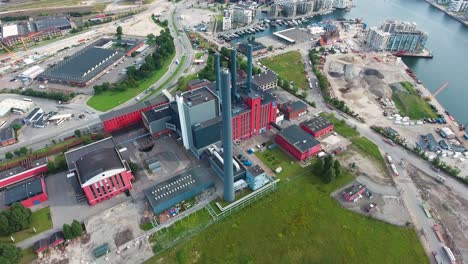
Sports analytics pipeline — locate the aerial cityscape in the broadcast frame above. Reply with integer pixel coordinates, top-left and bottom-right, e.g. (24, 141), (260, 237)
(0, 0), (466, 263)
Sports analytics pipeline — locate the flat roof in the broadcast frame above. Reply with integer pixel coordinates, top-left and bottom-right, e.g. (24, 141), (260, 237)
(343, 184), (366, 197)
(282, 100), (307, 113)
(142, 105), (172, 123)
(278, 125), (320, 153)
(4, 177), (44, 206)
(24, 107), (41, 120)
(301, 116), (333, 133)
(248, 164), (265, 177)
(100, 96), (168, 122)
(0, 157), (48, 181)
(39, 46), (123, 83)
(182, 86), (217, 107)
(35, 17), (70, 31)
(0, 98), (34, 110)
(144, 167), (214, 209)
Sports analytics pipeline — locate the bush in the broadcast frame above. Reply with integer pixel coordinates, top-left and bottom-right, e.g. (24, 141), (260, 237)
(71, 220), (84, 238)
(63, 224), (72, 240)
(5, 152), (13, 160)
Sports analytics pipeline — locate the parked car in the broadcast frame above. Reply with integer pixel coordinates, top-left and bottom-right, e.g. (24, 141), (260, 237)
(432, 166), (441, 172)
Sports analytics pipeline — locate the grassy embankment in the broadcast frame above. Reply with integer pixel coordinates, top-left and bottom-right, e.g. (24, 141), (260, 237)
(261, 51), (308, 90)
(321, 113), (386, 171)
(145, 147), (428, 264)
(392, 81), (437, 120)
(86, 52), (175, 111)
(0, 207), (52, 243)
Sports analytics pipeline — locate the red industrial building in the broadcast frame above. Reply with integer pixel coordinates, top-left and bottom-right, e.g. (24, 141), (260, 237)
(232, 91), (278, 141)
(275, 125), (321, 161)
(0, 157), (48, 189)
(279, 101), (308, 120)
(65, 137), (134, 206)
(187, 79), (211, 90)
(300, 116), (334, 138)
(100, 96), (168, 133)
(4, 177), (48, 208)
(125, 42), (145, 57)
(342, 184), (366, 202)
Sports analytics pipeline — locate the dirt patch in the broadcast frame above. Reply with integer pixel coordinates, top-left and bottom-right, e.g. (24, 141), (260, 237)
(115, 229), (134, 247)
(407, 165), (468, 263)
(338, 148), (393, 186)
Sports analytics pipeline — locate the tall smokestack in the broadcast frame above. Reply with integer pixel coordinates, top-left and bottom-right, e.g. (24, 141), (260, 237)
(221, 68), (234, 202)
(230, 49), (237, 99)
(215, 53), (221, 94)
(247, 44), (253, 92)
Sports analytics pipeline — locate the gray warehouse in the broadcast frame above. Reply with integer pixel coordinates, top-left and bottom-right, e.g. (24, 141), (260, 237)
(38, 40), (125, 87)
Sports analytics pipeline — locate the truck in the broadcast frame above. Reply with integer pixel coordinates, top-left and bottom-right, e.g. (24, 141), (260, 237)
(390, 164), (399, 176)
(421, 203), (432, 218)
(435, 174), (446, 184)
(432, 224), (445, 243)
(386, 154), (393, 164)
(442, 246), (457, 264)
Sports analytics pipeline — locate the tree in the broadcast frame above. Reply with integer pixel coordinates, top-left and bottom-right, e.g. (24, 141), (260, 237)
(71, 220), (83, 238)
(323, 166), (336, 183)
(63, 224), (72, 240)
(74, 129), (82, 138)
(0, 243), (22, 263)
(267, 45), (273, 51)
(116, 26), (123, 37)
(333, 160), (341, 178)
(5, 152), (13, 160)
(0, 204), (31, 235)
(47, 161), (56, 172)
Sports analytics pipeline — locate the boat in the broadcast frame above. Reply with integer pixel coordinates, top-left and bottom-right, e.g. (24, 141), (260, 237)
(293, 20), (299, 25)
(448, 115), (456, 122)
(270, 21), (277, 27)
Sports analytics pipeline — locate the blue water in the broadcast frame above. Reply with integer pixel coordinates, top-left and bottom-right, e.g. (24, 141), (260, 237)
(232, 0), (468, 125)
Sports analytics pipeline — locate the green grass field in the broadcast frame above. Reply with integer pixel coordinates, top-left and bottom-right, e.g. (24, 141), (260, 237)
(0, 207), (52, 243)
(146, 168), (428, 264)
(261, 51), (308, 90)
(392, 81), (437, 120)
(0, 0), (81, 11)
(321, 113), (359, 138)
(87, 52), (175, 111)
(255, 148), (303, 178)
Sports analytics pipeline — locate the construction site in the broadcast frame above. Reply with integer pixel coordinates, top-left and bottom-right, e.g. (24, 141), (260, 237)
(325, 52), (468, 179)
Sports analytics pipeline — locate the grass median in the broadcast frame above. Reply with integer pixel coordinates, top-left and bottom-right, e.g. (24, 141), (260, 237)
(87, 52), (175, 112)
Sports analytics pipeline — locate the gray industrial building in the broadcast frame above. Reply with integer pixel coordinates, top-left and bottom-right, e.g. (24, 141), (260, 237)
(142, 105), (174, 137)
(23, 107), (44, 125)
(176, 86), (222, 158)
(144, 167), (215, 214)
(38, 39), (126, 87)
(34, 17), (72, 31)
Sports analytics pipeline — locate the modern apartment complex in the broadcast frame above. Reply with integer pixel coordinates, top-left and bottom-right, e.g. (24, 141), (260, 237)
(366, 20), (428, 54)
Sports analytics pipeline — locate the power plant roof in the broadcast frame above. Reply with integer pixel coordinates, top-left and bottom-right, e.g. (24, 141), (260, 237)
(182, 86), (217, 107)
(278, 125), (320, 153)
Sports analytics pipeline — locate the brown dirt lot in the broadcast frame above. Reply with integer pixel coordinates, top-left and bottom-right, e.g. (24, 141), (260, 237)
(407, 165), (468, 263)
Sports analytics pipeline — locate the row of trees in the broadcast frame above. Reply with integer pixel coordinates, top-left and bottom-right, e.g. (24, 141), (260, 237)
(5, 88), (74, 102)
(315, 156), (342, 183)
(4, 147), (31, 160)
(46, 154), (68, 174)
(0, 203), (32, 236)
(93, 29), (175, 95)
(63, 220), (84, 240)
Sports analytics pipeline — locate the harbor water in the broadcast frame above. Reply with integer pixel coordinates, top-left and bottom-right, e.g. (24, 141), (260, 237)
(232, 0), (468, 125)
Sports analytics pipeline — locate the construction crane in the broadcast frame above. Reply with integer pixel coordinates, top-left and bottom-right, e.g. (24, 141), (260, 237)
(0, 42), (21, 62)
(20, 38), (31, 56)
(430, 81), (449, 99)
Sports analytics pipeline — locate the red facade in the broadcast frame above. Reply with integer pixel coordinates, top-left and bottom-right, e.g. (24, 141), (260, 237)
(300, 123), (334, 138)
(232, 97), (277, 141)
(0, 164), (48, 188)
(0, 138), (16, 147)
(126, 42), (145, 57)
(20, 177), (48, 208)
(275, 134), (321, 161)
(82, 169), (134, 206)
(102, 101), (168, 133)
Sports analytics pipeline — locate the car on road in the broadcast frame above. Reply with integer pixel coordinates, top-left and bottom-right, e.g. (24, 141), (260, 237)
(365, 189), (373, 199)
(382, 138), (395, 146)
(432, 165), (441, 172)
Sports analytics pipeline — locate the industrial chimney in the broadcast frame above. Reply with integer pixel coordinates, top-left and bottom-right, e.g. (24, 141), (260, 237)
(221, 68), (234, 202)
(247, 44), (253, 93)
(230, 48), (237, 99)
(215, 53), (221, 99)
